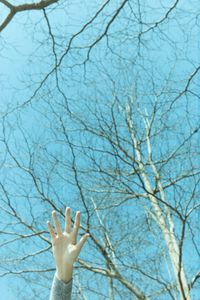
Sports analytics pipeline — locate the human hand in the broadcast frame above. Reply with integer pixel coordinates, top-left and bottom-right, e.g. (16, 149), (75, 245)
(47, 207), (89, 283)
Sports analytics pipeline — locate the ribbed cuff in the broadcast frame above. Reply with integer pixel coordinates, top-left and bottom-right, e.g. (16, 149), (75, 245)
(50, 274), (73, 300)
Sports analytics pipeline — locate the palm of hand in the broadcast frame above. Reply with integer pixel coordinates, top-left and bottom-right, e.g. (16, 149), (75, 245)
(52, 232), (79, 265)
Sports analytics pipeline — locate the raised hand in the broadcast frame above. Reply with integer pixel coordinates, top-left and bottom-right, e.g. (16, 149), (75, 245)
(47, 207), (89, 283)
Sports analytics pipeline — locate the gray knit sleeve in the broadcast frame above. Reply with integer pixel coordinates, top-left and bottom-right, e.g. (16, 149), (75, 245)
(50, 274), (72, 300)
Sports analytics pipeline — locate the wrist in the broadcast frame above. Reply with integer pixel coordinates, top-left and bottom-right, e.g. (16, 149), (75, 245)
(56, 264), (74, 283)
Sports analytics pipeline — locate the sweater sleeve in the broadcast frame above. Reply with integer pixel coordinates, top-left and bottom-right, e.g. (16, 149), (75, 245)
(50, 274), (73, 300)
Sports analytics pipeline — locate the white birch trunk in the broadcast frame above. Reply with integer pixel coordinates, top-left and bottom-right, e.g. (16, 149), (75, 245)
(126, 105), (190, 300)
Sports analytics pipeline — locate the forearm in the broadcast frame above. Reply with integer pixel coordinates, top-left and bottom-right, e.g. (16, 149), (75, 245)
(50, 273), (73, 300)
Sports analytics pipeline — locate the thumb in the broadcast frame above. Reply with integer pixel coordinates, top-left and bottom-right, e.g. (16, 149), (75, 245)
(76, 233), (90, 253)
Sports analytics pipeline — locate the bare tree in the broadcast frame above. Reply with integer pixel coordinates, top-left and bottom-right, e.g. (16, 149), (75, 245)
(0, 1), (199, 299)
